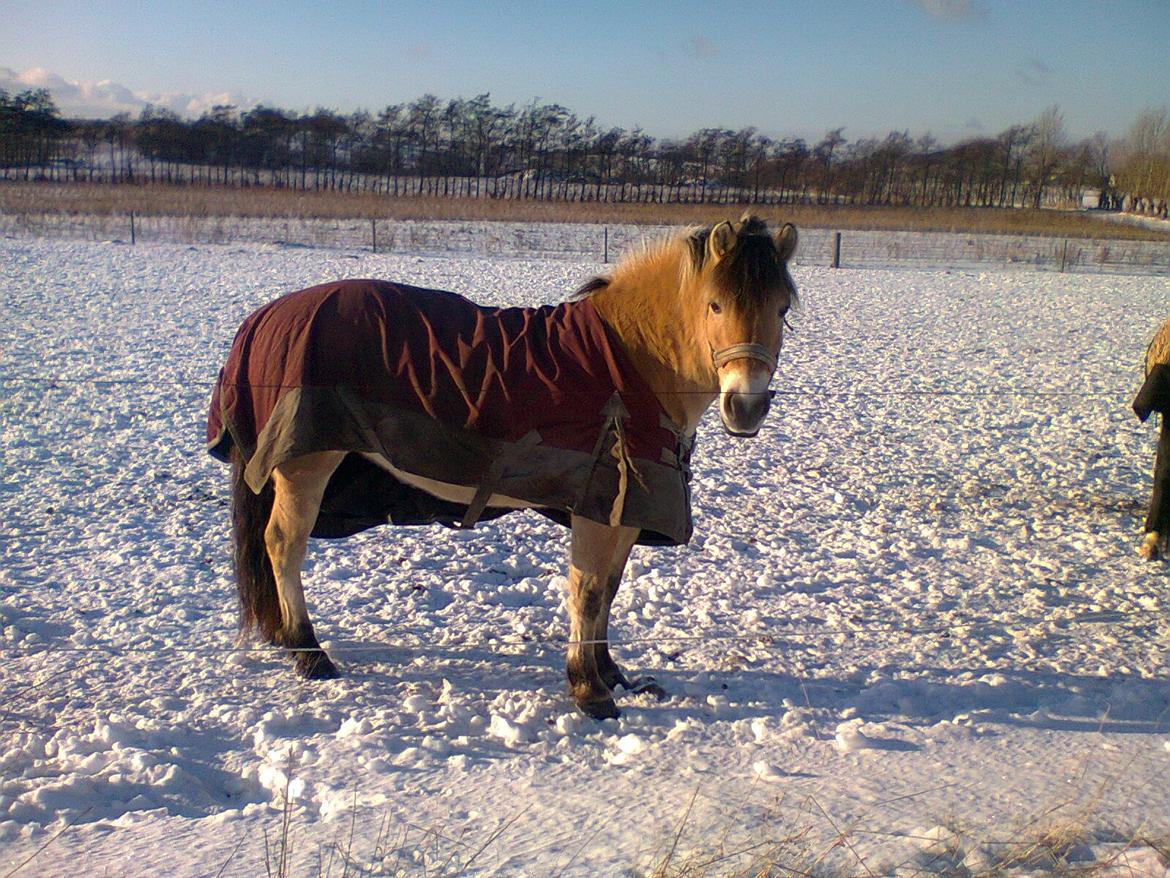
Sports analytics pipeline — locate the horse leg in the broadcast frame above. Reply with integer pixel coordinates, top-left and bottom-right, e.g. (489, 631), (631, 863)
(1141, 418), (1170, 560)
(266, 451), (346, 678)
(594, 545), (633, 692)
(592, 537), (667, 700)
(566, 516), (639, 719)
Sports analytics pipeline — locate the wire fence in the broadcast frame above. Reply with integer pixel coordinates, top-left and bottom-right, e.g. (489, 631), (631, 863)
(0, 371), (1133, 401)
(3, 212), (1169, 276)
(1, 606), (1165, 661)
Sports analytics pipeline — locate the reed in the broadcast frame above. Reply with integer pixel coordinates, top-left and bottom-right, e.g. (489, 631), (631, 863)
(3, 182), (1167, 241)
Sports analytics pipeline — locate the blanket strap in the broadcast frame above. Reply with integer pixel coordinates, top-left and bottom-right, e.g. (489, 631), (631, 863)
(658, 412), (695, 478)
(459, 430), (542, 529)
(594, 393), (646, 527)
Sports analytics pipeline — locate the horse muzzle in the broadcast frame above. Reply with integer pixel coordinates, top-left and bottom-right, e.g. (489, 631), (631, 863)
(719, 388), (773, 437)
(712, 343), (777, 437)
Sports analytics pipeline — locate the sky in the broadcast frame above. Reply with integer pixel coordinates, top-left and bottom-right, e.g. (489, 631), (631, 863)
(1, 0), (1167, 145)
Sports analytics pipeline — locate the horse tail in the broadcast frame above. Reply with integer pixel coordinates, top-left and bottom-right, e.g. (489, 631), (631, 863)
(230, 444), (280, 643)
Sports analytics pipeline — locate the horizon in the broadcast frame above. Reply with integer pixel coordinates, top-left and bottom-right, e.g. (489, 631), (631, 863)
(2, 0), (1168, 147)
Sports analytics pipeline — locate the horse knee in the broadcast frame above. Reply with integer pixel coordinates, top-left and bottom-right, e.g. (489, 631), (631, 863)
(264, 517), (308, 571)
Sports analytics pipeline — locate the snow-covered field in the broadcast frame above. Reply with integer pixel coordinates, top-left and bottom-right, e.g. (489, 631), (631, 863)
(1, 231), (1169, 877)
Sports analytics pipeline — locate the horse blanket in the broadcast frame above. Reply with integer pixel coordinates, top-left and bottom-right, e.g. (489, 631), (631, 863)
(206, 280), (693, 545)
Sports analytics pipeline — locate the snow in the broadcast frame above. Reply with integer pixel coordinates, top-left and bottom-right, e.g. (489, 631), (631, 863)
(1, 231), (1169, 876)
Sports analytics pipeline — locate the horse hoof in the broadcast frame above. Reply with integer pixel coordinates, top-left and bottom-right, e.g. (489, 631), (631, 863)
(578, 698), (620, 720)
(1139, 534), (1162, 561)
(625, 677), (667, 701)
(296, 651), (340, 680)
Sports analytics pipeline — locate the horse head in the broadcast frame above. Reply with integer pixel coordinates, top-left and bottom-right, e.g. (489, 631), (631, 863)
(694, 214), (798, 437)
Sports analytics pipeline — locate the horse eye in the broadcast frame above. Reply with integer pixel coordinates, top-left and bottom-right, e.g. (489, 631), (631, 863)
(709, 302), (722, 314)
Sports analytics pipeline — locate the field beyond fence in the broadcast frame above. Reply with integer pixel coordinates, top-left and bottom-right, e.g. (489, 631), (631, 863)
(3, 210), (1169, 276)
(2, 182), (1169, 274)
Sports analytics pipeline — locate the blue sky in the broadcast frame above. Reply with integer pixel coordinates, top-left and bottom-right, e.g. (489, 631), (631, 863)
(1, 0), (1167, 144)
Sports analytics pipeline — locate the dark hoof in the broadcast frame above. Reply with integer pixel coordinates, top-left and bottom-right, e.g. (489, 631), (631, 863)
(600, 669), (629, 691)
(295, 650), (340, 680)
(623, 677), (667, 700)
(577, 698), (620, 720)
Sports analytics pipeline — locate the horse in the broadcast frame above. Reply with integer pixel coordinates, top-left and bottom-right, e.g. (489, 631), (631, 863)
(206, 214), (798, 719)
(1133, 315), (1170, 559)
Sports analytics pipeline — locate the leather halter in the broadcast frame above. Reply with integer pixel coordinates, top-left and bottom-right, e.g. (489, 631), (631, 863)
(711, 342), (778, 372)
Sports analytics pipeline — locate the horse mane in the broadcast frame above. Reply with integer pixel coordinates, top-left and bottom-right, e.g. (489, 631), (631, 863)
(574, 275), (610, 298)
(571, 234), (689, 299)
(573, 216), (796, 306)
(1147, 316), (1170, 376)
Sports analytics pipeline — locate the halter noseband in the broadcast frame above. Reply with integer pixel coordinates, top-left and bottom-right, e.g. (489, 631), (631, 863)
(711, 343), (778, 372)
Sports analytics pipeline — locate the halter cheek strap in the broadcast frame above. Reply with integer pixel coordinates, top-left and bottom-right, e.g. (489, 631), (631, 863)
(711, 343), (778, 372)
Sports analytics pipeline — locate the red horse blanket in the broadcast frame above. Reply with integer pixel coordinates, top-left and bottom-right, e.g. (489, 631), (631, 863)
(207, 280), (693, 545)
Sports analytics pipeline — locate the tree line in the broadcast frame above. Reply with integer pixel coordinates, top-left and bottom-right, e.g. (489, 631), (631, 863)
(1, 87), (1167, 215)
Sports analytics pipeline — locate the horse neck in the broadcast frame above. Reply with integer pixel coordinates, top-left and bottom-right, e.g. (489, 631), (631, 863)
(589, 256), (718, 434)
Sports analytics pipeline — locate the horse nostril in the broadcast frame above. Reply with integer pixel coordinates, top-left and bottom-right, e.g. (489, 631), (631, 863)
(724, 391), (769, 427)
(727, 394), (747, 422)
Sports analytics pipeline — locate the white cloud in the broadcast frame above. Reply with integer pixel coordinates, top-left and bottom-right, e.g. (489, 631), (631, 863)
(0, 66), (257, 119)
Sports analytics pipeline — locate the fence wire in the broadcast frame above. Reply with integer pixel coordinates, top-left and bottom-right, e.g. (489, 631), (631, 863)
(3, 214), (1169, 276)
(0, 372), (1131, 400)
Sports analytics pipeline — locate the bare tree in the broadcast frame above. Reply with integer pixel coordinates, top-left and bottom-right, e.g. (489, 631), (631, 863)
(15, 87), (1158, 212)
(1117, 107), (1169, 213)
(1025, 105), (1067, 208)
(813, 128), (846, 204)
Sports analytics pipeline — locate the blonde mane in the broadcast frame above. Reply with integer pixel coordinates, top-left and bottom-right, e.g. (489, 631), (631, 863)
(574, 231), (697, 300)
(578, 231), (710, 390)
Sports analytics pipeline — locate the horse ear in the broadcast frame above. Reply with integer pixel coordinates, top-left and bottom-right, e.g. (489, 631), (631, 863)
(774, 223), (798, 261)
(707, 221), (737, 262)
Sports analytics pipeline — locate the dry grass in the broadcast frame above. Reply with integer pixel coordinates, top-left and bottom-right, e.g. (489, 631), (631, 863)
(2, 181), (1167, 242)
(636, 795), (1170, 878)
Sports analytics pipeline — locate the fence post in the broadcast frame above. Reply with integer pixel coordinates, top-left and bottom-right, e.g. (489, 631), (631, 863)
(832, 231), (841, 269)
(603, 226), (609, 263)
(130, 211), (136, 246)
(371, 218), (377, 254)
(1059, 239), (1068, 272)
